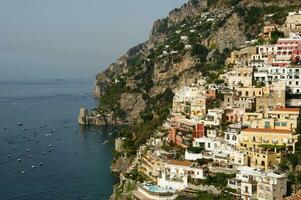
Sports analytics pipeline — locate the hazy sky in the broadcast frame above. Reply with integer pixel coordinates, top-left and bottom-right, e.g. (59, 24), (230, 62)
(0, 0), (186, 80)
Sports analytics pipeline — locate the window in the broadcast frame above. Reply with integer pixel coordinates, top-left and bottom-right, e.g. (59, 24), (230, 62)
(226, 134), (230, 140)
(264, 121), (270, 128)
(275, 122), (281, 126)
(261, 161), (265, 166)
(245, 186), (249, 193)
(281, 122), (287, 127)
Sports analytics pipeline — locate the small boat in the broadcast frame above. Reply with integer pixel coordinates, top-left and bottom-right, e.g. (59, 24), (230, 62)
(42, 152), (46, 155)
(39, 162), (43, 166)
(21, 171), (25, 174)
(102, 140), (109, 145)
(109, 132), (113, 136)
(7, 155), (11, 159)
(48, 145), (53, 148)
(23, 127), (27, 131)
(17, 158), (21, 162)
(17, 123), (23, 126)
(32, 165), (36, 169)
(26, 149), (30, 152)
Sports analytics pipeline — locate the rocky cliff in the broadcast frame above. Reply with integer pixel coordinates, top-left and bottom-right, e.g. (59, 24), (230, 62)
(94, 0), (300, 125)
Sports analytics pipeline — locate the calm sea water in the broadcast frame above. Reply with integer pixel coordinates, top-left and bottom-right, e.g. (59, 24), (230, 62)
(0, 79), (116, 200)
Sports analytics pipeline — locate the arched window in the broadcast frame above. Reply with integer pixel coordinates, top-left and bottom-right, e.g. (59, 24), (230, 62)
(232, 135), (237, 141)
(226, 134), (230, 140)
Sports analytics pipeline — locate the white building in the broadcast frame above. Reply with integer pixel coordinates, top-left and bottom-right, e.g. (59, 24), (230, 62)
(228, 166), (287, 200)
(157, 160), (206, 190)
(224, 123), (242, 148)
(286, 65), (301, 94)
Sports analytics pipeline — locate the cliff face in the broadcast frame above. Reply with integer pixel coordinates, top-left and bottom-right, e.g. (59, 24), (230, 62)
(94, 0), (301, 125)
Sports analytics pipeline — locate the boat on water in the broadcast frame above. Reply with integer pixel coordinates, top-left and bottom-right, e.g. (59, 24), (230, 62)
(102, 140), (109, 145)
(17, 123), (23, 126)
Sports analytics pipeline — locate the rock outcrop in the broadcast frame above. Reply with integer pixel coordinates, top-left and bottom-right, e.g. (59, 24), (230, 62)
(94, 0), (301, 125)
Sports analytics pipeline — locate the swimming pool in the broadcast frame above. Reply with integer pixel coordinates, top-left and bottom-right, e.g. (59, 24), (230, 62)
(143, 184), (175, 193)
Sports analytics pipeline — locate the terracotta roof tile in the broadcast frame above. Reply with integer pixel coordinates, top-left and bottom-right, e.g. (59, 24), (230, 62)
(167, 160), (193, 167)
(274, 107), (300, 112)
(284, 191), (301, 200)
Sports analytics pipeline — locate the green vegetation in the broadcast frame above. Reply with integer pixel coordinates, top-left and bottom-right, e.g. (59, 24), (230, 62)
(156, 18), (169, 34)
(191, 44), (209, 62)
(98, 79), (127, 120)
(125, 168), (146, 182)
(196, 158), (214, 165)
(207, 0), (218, 7)
(187, 146), (205, 154)
(197, 191), (232, 200)
(255, 81), (266, 88)
(235, 5), (299, 40)
(278, 160), (289, 171)
(201, 173), (236, 190)
(270, 30), (284, 44)
(118, 89), (174, 155)
(258, 144), (286, 150)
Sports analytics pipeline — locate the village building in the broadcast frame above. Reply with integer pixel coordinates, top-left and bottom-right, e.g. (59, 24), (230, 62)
(157, 160), (206, 190)
(255, 81), (286, 112)
(239, 128), (298, 153)
(228, 166), (287, 200)
(283, 9), (301, 37)
(226, 67), (253, 89)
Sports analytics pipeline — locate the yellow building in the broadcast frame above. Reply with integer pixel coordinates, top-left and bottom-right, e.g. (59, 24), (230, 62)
(239, 128), (298, 153)
(227, 67), (253, 89)
(237, 87), (263, 98)
(227, 46), (257, 65)
(256, 82), (286, 112)
(264, 107), (300, 131)
(246, 149), (285, 171)
(138, 151), (164, 181)
(284, 9), (301, 37)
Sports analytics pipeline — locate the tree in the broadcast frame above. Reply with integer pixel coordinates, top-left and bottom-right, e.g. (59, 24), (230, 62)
(288, 154), (299, 171)
(270, 30), (284, 44)
(192, 44), (209, 62)
(278, 161), (289, 171)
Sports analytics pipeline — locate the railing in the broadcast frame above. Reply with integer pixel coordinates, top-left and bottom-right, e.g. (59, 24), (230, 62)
(137, 183), (176, 197)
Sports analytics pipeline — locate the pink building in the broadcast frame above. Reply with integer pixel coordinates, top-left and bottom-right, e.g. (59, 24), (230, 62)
(276, 35), (301, 63)
(225, 108), (246, 123)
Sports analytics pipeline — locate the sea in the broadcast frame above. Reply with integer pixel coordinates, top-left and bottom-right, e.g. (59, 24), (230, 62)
(0, 79), (116, 200)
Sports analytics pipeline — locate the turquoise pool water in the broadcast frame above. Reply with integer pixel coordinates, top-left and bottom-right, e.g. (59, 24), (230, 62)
(144, 185), (174, 193)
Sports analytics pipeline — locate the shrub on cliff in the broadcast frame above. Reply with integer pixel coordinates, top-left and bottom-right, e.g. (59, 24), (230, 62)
(191, 44), (209, 62)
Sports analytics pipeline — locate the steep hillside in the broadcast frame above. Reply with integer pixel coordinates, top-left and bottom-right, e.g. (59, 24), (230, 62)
(94, 0), (300, 128)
